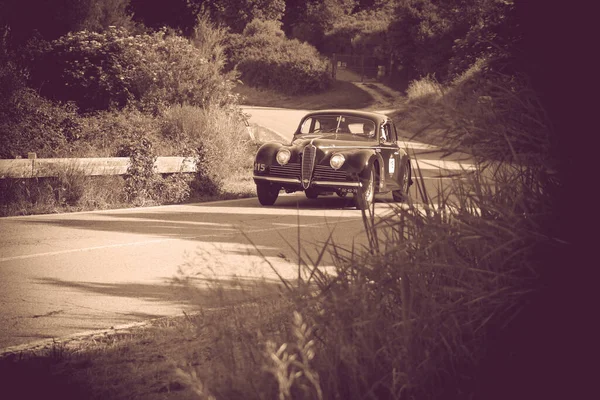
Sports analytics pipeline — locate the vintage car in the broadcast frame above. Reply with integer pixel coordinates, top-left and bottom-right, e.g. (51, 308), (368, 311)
(253, 110), (412, 209)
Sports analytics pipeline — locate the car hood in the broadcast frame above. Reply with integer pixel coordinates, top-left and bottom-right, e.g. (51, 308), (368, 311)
(291, 134), (374, 149)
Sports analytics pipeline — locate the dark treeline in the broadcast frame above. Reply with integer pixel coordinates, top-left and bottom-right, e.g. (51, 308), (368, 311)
(1, 1), (535, 85)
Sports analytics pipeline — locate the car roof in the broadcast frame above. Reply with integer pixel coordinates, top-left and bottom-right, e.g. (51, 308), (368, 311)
(301, 109), (389, 124)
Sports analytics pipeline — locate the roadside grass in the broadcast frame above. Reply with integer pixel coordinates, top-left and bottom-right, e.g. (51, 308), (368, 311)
(0, 170), (128, 217)
(234, 80), (375, 110)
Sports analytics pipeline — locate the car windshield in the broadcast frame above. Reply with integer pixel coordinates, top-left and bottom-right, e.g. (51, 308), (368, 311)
(298, 115), (376, 138)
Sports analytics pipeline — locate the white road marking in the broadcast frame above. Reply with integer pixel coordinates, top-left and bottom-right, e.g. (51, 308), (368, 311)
(0, 238), (178, 263)
(0, 217), (358, 263)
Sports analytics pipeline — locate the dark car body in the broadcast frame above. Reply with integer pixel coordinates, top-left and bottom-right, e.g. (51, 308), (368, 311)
(253, 110), (411, 209)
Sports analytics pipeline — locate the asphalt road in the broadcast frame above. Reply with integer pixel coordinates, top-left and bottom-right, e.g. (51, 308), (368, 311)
(0, 196), (379, 350)
(0, 106), (476, 353)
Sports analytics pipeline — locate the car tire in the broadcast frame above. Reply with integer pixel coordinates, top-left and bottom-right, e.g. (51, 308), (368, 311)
(305, 188), (319, 199)
(355, 167), (375, 210)
(256, 182), (279, 206)
(392, 160), (411, 202)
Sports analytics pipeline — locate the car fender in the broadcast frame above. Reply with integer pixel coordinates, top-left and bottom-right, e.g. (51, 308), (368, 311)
(255, 142), (283, 164)
(346, 149), (385, 187)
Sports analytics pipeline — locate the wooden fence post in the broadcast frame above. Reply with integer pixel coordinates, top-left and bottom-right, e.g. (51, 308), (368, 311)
(28, 152), (36, 177)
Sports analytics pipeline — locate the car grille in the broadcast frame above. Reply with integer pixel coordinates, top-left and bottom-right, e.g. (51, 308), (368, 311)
(301, 145), (316, 189)
(269, 163), (301, 179)
(313, 165), (348, 182)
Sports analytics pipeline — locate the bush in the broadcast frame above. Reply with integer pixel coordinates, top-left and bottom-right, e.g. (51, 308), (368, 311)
(80, 108), (162, 157)
(227, 19), (331, 95)
(0, 87), (84, 158)
(0, 173), (126, 216)
(28, 27), (236, 113)
(152, 173), (193, 204)
(159, 105), (252, 183)
(117, 135), (157, 205)
(403, 58), (553, 165)
(405, 74), (445, 102)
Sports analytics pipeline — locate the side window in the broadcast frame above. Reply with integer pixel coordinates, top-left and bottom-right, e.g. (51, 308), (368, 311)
(380, 126), (387, 142)
(390, 122), (398, 142)
(381, 123), (393, 143)
(300, 118), (314, 134)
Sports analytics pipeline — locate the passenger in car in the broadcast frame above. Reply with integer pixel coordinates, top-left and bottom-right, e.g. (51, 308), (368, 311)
(363, 122), (375, 137)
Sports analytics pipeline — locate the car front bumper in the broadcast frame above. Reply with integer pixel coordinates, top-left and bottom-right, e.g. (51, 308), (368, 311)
(253, 175), (361, 189)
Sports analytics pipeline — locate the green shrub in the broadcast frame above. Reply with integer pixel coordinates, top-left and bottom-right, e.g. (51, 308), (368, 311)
(0, 62), (84, 158)
(405, 74), (445, 102)
(227, 19), (331, 95)
(159, 105), (252, 183)
(53, 165), (87, 206)
(152, 173), (193, 204)
(0, 175), (127, 216)
(403, 58), (552, 165)
(117, 135), (157, 205)
(29, 27), (236, 113)
(80, 108), (162, 157)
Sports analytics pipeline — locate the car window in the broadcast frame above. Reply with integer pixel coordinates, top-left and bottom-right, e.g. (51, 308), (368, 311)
(316, 117), (340, 133)
(391, 122), (399, 142)
(381, 123), (394, 144)
(297, 115), (377, 137)
(300, 118), (314, 134)
(380, 125), (388, 142)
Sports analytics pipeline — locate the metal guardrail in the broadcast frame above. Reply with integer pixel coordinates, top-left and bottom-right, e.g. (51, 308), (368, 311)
(0, 157), (197, 179)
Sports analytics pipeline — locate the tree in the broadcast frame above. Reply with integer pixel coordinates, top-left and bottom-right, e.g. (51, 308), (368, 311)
(128, 0), (285, 35)
(287, 0), (357, 50)
(128, 0), (198, 35)
(0, 0), (134, 49)
(207, 0), (286, 33)
(81, 0), (136, 32)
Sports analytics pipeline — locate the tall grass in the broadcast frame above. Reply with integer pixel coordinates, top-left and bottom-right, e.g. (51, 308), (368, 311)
(0, 164), (127, 216)
(171, 58), (563, 399)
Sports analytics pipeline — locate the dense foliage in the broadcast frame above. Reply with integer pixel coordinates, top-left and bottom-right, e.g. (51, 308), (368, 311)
(227, 19), (331, 95)
(128, 0), (286, 35)
(26, 27), (235, 114)
(0, 61), (83, 158)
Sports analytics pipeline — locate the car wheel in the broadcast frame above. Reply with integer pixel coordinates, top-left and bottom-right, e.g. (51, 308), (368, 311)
(392, 160), (411, 202)
(256, 182), (279, 206)
(355, 167), (375, 210)
(305, 188), (319, 199)
(336, 191), (348, 198)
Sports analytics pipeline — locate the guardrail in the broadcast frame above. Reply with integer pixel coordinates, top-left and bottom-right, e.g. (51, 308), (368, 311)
(0, 157), (197, 179)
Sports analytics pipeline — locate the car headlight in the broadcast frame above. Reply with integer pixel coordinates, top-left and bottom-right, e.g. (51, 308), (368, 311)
(330, 153), (345, 170)
(276, 149), (291, 165)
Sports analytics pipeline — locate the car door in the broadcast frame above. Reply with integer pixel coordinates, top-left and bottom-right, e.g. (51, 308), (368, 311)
(378, 121), (402, 191)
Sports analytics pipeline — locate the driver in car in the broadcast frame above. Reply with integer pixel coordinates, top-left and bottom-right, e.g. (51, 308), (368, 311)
(318, 119), (338, 133)
(363, 122), (375, 137)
